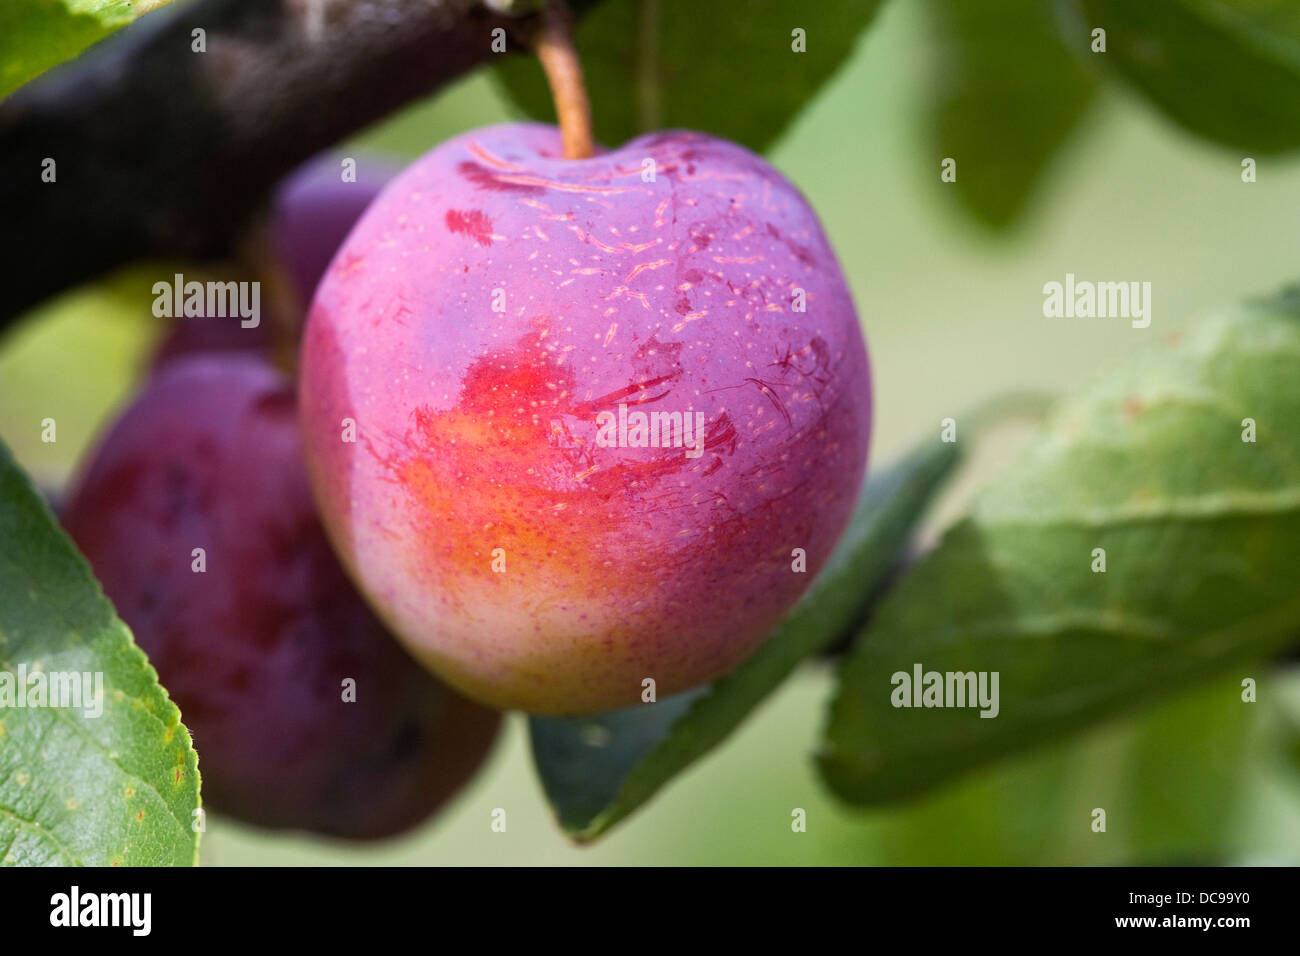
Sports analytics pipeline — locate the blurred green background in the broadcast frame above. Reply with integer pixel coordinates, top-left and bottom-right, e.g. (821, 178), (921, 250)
(3, 0), (1299, 864)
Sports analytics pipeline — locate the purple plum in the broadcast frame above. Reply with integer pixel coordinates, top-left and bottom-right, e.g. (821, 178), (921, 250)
(63, 355), (501, 839)
(299, 123), (871, 715)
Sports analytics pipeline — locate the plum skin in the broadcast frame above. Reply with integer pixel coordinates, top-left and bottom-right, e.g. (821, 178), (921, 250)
(300, 122), (872, 715)
(62, 356), (501, 840)
(151, 153), (397, 368)
(270, 153), (400, 310)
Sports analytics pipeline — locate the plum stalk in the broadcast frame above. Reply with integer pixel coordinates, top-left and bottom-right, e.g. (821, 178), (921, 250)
(532, 1), (594, 160)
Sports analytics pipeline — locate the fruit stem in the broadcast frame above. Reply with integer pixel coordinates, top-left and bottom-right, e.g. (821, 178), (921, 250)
(533, 1), (594, 160)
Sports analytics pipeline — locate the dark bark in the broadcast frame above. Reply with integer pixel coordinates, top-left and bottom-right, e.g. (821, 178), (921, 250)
(0, 0), (564, 326)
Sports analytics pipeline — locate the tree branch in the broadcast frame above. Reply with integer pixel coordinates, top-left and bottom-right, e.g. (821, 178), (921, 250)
(0, 0), (577, 327)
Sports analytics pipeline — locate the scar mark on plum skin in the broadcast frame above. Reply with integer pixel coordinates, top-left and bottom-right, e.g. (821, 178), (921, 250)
(621, 239), (662, 254)
(771, 339), (834, 391)
(466, 140), (528, 171)
(765, 222), (815, 266)
(458, 161), (546, 195)
(745, 378), (793, 428)
(481, 171), (649, 196)
(603, 286), (652, 309)
(572, 375), (679, 414)
(445, 209), (494, 246)
(624, 259), (672, 282)
(569, 226), (623, 254)
(671, 311), (707, 333)
(704, 413), (739, 455)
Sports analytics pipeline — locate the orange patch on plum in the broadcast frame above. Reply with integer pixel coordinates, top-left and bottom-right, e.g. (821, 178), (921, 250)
(381, 324), (711, 614)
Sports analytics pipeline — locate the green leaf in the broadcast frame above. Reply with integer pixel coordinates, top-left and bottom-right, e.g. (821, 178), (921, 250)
(494, 0), (886, 154)
(870, 674), (1258, 864)
(0, 438), (200, 866)
(928, 0), (1097, 229)
(0, 1), (173, 100)
(820, 290), (1300, 805)
(1065, 0), (1300, 153)
(1270, 666), (1300, 775)
(531, 438), (962, 841)
(1094, 674), (1255, 863)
